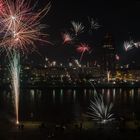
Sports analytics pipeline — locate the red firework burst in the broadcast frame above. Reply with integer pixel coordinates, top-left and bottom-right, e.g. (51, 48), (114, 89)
(76, 43), (90, 62)
(77, 43), (90, 53)
(62, 32), (73, 44)
(0, 0), (4, 13)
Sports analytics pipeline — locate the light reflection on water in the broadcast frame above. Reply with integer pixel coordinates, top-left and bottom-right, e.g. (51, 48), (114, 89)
(73, 89), (76, 103)
(113, 88), (116, 102)
(60, 89), (63, 104)
(0, 88), (140, 122)
(52, 89), (56, 104)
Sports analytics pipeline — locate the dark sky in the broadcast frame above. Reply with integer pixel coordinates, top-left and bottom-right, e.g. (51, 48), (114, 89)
(37, 0), (140, 65)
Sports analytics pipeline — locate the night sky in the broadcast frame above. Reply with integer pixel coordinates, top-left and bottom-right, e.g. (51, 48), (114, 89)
(34, 0), (140, 66)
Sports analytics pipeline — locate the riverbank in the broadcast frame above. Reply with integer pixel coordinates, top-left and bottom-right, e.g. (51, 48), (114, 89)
(0, 120), (140, 140)
(0, 81), (140, 90)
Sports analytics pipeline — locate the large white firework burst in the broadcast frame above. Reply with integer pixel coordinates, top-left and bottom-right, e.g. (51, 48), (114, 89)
(87, 95), (114, 124)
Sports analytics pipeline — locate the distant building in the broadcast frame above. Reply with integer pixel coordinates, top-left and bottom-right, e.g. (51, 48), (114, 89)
(102, 33), (116, 71)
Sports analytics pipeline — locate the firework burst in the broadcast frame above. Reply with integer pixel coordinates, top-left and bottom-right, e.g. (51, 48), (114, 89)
(88, 17), (100, 30)
(87, 95), (114, 124)
(9, 51), (20, 124)
(124, 40), (134, 51)
(0, 0), (51, 124)
(71, 21), (84, 36)
(124, 40), (140, 51)
(0, 0), (51, 54)
(87, 80), (115, 124)
(134, 42), (140, 48)
(76, 43), (90, 62)
(0, 0), (4, 13)
(62, 32), (73, 44)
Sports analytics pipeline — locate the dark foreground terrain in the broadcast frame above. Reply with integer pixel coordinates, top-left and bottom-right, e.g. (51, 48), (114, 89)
(0, 120), (140, 140)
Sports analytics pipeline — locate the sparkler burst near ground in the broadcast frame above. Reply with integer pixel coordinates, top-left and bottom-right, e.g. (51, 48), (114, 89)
(87, 94), (114, 124)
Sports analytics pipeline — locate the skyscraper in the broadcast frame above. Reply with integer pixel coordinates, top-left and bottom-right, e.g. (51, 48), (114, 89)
(102, 33), (116, 71)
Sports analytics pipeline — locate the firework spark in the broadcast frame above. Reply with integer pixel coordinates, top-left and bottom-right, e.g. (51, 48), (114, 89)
(88, 17), (100, 30)
(124, 40), (134, 51)
(76, 43), (90, 62)
(134, 42), (140, 48)
(124, 40), (140, 51)
(0, 0), (50, 124)
(0, 0), (51, 54)
(88, 95), (114, 124)
(71, 21), (84, 36)
(62, 32), (73, 44)
(87, 80), (114, 124)
(9, 51), (20, 125)
(0, 0), (4, 13)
